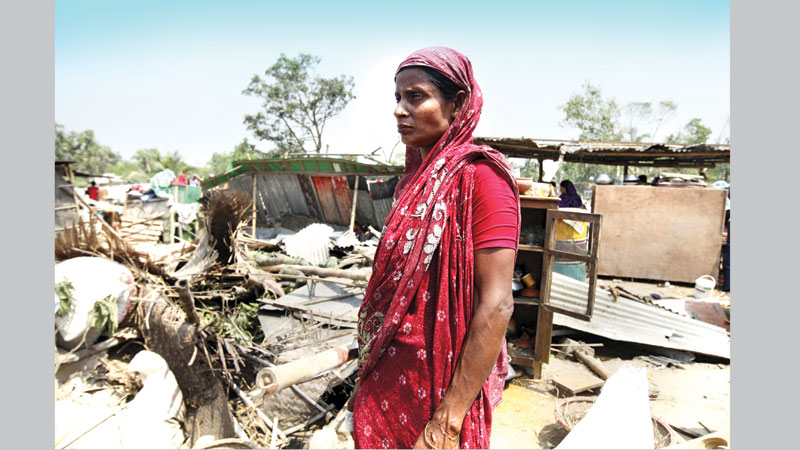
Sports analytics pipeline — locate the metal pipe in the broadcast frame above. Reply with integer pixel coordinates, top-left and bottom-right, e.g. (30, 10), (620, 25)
(240, 353), (327, 414)
(255, 345), (353, 393)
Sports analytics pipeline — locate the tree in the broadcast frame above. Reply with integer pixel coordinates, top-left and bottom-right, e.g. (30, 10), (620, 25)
(132, 148), (191, 176)
(243, 53), (356, 156)
(132, 148), (164, 174)
(55, 123), (121, 174)
(666, 118), (713, 144)
(559, 81), (623, 141)
(648, 100), (678, 141)
(107, 161), (149, 183)
(206, 138), (270, 176)
(620, 100), (678, 143)
(621, 102), (653, 142)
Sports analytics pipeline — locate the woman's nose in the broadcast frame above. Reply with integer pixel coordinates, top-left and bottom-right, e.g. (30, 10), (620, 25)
(394, 102), (408, 118)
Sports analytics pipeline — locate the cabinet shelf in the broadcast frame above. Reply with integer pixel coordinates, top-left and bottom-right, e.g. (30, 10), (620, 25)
(513, 296), (540, 306)
(520, 195), (560, 210)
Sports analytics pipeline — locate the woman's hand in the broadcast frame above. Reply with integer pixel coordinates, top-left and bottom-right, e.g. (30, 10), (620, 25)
(412, 420), (460, 449)
(346, 379), (361, 412)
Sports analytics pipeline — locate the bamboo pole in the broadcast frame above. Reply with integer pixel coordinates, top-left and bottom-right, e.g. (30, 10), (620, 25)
(262, 264), (371, 281)
(349, 176), (360, 230)
(252, 173), (258, 238)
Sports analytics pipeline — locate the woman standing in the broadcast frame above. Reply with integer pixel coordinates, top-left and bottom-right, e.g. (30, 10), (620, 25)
(558, 180), (584, 208)
(351, 47), (520, 449)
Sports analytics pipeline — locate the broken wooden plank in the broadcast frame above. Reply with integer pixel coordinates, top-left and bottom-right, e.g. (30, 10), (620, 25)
(552, 371), (605, 396)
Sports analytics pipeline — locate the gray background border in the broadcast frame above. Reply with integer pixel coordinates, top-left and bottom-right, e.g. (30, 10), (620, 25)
(1, 0), (797, 448)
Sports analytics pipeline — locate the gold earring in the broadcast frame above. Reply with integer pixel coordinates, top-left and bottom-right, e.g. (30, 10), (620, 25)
(452, 110), (459, 119)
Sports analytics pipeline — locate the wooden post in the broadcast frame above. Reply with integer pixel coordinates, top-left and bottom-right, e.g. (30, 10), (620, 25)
(169, 185), (178, 243)
(349, 176), (360, 230)
(66, 165), (79, 213)
(537, 159), (544, 182)
(624, 165), (629, 177)
(252, 173), (258, 238)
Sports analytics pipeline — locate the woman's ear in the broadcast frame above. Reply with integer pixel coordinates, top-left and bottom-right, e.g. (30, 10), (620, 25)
(455, 90), (467, 112)
(451, 90), (468, 120)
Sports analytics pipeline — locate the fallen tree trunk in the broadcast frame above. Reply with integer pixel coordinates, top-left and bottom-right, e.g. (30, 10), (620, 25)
(139, 302), (235, 446)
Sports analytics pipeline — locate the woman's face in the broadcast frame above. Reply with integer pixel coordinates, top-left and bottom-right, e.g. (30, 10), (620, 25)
(394, 68), (457, 155)
(560, 186), (567, 195)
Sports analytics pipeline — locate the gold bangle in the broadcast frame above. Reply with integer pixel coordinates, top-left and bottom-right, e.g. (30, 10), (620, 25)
(423, 420), (460, 449)
(423, 421), (437, 449)
(437, 421), (460, 444)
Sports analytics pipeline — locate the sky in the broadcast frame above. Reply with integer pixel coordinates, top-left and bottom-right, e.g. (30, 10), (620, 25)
(55, 0), (730, 167)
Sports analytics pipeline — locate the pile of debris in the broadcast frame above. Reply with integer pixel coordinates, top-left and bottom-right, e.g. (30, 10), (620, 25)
(54, 189), (377, 449)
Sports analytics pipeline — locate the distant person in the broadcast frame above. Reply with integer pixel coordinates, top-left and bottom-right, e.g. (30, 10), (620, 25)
(171, 173), (188, 186)
(86, 181), (99, 200)
(558, 180), (584, 208)
(188, 175), (201, 187)
(638, 174), (648, 185)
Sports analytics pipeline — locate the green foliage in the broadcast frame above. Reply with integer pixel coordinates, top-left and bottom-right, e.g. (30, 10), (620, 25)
(55, 280), (75, 318)
(559, 81), (623, 141)
(706, 163), (730, 182)
(206, 138), (272, 177)
(666, 118), (713, 144)
(199, 301), (264, 345)
(108, 161), (149, 183)
(518, 159), (540, 179)
(131, 148), (192, 177)
(243, 53), (356, 155)
(88, 295), (118, 336)
(55, 123), (121, 174)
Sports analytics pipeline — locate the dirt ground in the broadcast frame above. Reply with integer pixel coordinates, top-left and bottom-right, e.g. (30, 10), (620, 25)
(491, 277), (730, 449)
(491, 358), (729, 449)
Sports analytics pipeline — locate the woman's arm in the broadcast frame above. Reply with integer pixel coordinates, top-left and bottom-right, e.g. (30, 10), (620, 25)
(413, 246), (515, 448)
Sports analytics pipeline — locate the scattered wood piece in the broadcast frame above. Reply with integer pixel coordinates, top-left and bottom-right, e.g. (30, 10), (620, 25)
(698, 421), (714, 434)
(223, 377), (287, 441)
(552, 371), (605, 396)
(665, 431), (729, 449)
(668, 424), (704, 440)
(56, 328), (139, 365)
(269, 417), (279, 449)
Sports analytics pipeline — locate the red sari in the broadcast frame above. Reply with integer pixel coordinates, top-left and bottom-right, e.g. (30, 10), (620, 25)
(354, 47), (520, 449)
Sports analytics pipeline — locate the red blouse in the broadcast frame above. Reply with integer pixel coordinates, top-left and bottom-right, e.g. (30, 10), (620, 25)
(471, 160), (519, 250)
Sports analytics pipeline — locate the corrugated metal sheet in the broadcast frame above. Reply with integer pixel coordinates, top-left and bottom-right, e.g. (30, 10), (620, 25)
(284, 223), (333, 266)
(355, 190), (376, 228)
(549, 272), (730, 359)
(296, 174), (324, 222)
(278, 174), (310, 217)
(207, 158), (400, 229)
(55, 162), (79, 231)
(312, 176), (349, 225)
(474, 137), (730, 168)
(202, 157), (404, 190)
(371, 198), (393, 228)
(331, 176), (354, 223)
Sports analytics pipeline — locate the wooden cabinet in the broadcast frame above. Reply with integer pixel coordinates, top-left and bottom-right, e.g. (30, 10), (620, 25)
(508, 195), (560, 379)
(509, 196), (603, 379)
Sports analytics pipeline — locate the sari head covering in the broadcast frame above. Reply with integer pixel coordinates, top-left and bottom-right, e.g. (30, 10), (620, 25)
(353, 47), (520, 449)
(558, 180), (583, 208)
